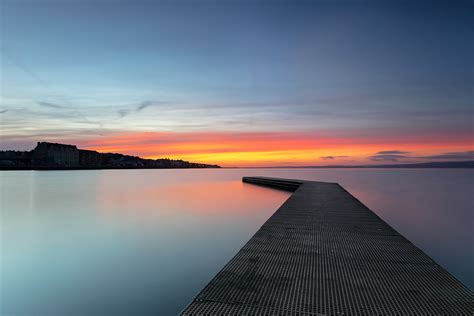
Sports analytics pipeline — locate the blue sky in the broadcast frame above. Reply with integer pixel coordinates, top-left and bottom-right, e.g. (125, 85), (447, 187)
(0, 0), (472, 165)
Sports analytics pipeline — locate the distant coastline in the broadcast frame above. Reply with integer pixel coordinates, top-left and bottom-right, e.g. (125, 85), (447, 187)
(1, 142), (472, 170)
(238, 161), (474, 169)
(0, 142), (220, 170)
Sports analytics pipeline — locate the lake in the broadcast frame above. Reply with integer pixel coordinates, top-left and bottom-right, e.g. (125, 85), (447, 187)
(1, 169), (472, 315)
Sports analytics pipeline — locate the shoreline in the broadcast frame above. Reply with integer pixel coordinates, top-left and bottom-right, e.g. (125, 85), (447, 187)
(0, 166), (220, 171)
(1, 165), (474, 171)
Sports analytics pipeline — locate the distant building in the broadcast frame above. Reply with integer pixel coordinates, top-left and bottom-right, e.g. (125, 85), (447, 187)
(79, 149), (102, 167)
(0, 150), (32, 166)
(0, 141), (220, 169)
(32, 142), (79, 167)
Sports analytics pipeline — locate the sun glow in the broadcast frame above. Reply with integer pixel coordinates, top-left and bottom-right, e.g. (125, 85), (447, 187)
(75, 130), (474, 167)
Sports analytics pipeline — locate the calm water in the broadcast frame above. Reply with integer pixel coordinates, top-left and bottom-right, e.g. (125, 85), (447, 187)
(1, 169), (473, 315)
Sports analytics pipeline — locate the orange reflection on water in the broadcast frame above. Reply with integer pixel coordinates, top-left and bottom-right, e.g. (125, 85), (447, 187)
(95, 177), (290, 218)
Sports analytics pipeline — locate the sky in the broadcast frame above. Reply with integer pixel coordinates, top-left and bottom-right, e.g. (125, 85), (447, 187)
(0, 0), (472, 167)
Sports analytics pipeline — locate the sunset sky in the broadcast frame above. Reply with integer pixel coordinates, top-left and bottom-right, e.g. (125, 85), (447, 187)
(0, 0), (472, 167)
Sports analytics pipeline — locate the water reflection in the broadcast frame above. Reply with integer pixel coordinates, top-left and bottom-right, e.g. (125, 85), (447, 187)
(0, 170), (290, 316)
(0, 169), (472, 315)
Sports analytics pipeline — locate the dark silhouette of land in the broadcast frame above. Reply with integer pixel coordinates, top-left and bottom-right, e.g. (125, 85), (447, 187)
(1, 142), (471, 170)
(0, 142), (220, 170)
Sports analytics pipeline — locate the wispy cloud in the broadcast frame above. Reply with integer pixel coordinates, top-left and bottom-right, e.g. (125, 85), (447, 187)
(136, 100), (153, 111)
(1, 46), (48, 86)
(0, 109), (8, 114)
(419, 151), (474, 160)
(369, 149), (414, 161)
(117, 100), (167, 118)
(369, 149), (412, 162)
(117, 109), (131, 118)
(320, 155), (349, 160)
(369, 150), (474, 162)
(37, 101), (65, 109)
(35, 101), (103, 127)
(376, 150), (410, 154)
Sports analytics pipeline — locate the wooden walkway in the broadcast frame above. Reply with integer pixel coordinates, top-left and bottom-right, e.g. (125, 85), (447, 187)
(182, 177), (472, 314)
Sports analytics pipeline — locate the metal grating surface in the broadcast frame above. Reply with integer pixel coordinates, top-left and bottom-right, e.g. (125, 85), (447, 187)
(182, 177), (473, 315)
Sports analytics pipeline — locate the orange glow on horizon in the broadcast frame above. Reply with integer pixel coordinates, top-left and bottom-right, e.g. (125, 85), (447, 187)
(74, 130), (473, 167)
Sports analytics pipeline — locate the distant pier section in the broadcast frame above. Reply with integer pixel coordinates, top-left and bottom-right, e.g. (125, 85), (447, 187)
(183, 176), (472, 314)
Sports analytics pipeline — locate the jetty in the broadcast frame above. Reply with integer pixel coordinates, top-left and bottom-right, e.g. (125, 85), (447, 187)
(183, 177), (472, 314)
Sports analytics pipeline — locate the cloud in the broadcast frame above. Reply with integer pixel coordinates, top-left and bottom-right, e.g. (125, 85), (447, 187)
(1, 46), (48, 86)
(376, 150), (410, 154)
(0, 109), (8, 114)
(136, 100), (153, 111)
(117, 100), (166, 118)
(34, 102), (102, 127)
(37, 101), (65, 109)
(117, 109), (131, 118)
(371, 150), (474, 162)
(419, 151), (474, 160)
(370, 154), (410, 162)
(370, 149), (412, 161)
(320, 155), (349, 160)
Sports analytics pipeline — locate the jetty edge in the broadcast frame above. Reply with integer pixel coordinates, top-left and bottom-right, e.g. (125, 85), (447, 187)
(182, 176), (472, 315)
